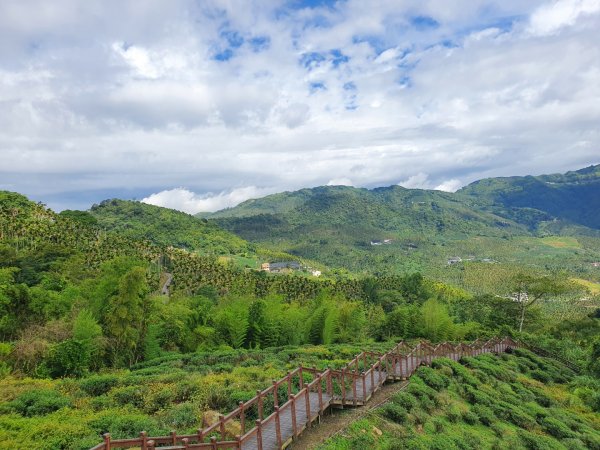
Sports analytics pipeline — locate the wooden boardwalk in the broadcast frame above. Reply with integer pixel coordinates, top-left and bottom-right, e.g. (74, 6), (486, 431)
(90, 337), (521, 450)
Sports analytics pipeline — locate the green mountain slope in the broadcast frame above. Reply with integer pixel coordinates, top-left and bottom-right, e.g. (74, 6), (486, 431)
(459, 164), (600, 231)
(88, 199), (256, 257)
(201, 167), (600, 285)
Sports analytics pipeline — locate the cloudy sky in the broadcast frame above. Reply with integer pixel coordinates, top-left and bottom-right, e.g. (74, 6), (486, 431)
(0, 0), (599, 213)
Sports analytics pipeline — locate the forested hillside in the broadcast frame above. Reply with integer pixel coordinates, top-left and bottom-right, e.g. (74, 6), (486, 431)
(459, 164), (600, 231)
(88, 199), (257, 257)
(202, 168), (600, 287)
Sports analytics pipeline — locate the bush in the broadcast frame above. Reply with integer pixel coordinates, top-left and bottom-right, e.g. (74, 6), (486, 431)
(157, 402), (199, 430)
(392, 391), (418, 411)
(416, 366), (450, 390)
(517, 429), (566, 450)
(79, 374), (120, 396)
(88, 410), (164, 439)
(10, 389), (71, 417)
(539, 416), (575, 439)
(379, 403), (407, 423)
(109, 385), (147, 409)
(472, 404), (496, 426)
(462, 410), (479, 425)
(562, 438), (589, 450)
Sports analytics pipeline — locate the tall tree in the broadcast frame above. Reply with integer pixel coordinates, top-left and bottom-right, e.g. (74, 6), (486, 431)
(511, 273), (574, 332)
(105, 266), (150, 366)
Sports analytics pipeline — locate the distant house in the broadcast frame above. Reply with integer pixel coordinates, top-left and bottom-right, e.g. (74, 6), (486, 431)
(262, 261), (302, 273)
(447, 257), (462, 265)
(311, 270), (322, 277)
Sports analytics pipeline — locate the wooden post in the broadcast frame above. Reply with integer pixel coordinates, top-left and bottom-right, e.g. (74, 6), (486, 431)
(147, 440), (155, 450)
(362, 373), (367, 402)
(239, 401), (245, 434)
(341, 369), (346, 404)
(210, 436), (217, 450)
(305, 386), (311, 426)
(197, 428), (205, 443)
(170, 430), (177, 445)
(326, 369), (333, 397)
(370, 367), (375, 394)
(352, 372), (357, 406)
(287, 372), (292, 398)
(256, 420), (263, 450)
(290, 394), (298, 437)
(236, 435), (242, 450)
(103, 433), (111, 450)
(140, 431), (148, 450)
(219, 415), (226, 439)
(363, 352), (367, 371)
(257, 390), (263, 420)
(317, 375), (324, 413)
(274, 406), (282, 448)
(273, 380), (279, 407)
(299, 366), (304, 389)
(182, 438), (189, 449)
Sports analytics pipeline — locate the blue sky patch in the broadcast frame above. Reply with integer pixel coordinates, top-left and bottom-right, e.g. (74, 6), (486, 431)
(343, 81), (356, 91)
(220, 29), (244, 48)
(410, 15), (440, 31)
(249, 36), (270, 52)
(300, 52), (327, 69)
(330, 49), (349, 67)
(213, 48), (234, 61)
(309, 81), (327, 93)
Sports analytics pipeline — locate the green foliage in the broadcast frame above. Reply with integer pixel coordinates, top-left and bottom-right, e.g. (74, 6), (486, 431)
(320, 351), (600, 450)
(10, 389), (71, 417)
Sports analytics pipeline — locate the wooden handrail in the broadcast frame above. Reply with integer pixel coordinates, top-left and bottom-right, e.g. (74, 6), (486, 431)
(90, 337), (527, 449)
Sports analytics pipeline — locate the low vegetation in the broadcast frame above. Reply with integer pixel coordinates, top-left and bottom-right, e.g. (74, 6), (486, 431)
(320, 349), (600, 450)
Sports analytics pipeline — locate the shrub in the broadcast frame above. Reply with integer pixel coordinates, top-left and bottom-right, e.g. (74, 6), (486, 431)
(539, 417), (576, 439)
(391, 391), (418, 411)
(561, 438), (589, 450)
(416, 366), (450, 390)
(157, 402), (199, 430)
(79, 374), (120, 396)
(472, 404), (496, 426)
(580, 432), (600, 450)
(380, 403), (408, 423)
(517, 429), (566, 450)
(109, 385), (147, 409)
(462, 410), (479, 425)
(493, 401), (536, 430)
(10, 389), (71, 417)
(88, 410), (164, 439)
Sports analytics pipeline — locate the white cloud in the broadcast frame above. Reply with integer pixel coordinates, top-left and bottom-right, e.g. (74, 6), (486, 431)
(141, 186), (279, 214)
(327, 177), (354, 186)
(0, 0), (598, 209)
(528, 0), (600, 36)
(398, 173), (431, 189)
(435, 179), (462, 192)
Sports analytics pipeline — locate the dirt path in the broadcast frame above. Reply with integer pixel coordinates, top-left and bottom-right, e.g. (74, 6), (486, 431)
(290, 380), (409, 449)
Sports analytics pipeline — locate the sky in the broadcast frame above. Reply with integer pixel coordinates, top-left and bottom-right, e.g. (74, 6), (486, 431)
(0, 0), (599, 213)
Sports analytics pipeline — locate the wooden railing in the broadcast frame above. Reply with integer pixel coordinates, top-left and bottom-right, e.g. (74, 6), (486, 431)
(90, 336), (522, 450)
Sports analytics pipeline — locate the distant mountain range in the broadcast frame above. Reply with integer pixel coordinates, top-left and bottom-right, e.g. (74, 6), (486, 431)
(197, 165), (600, 282)
(4, 165), (598, 287)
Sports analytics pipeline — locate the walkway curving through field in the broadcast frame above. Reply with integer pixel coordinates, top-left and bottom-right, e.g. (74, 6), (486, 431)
(90, 337), (521, 450)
